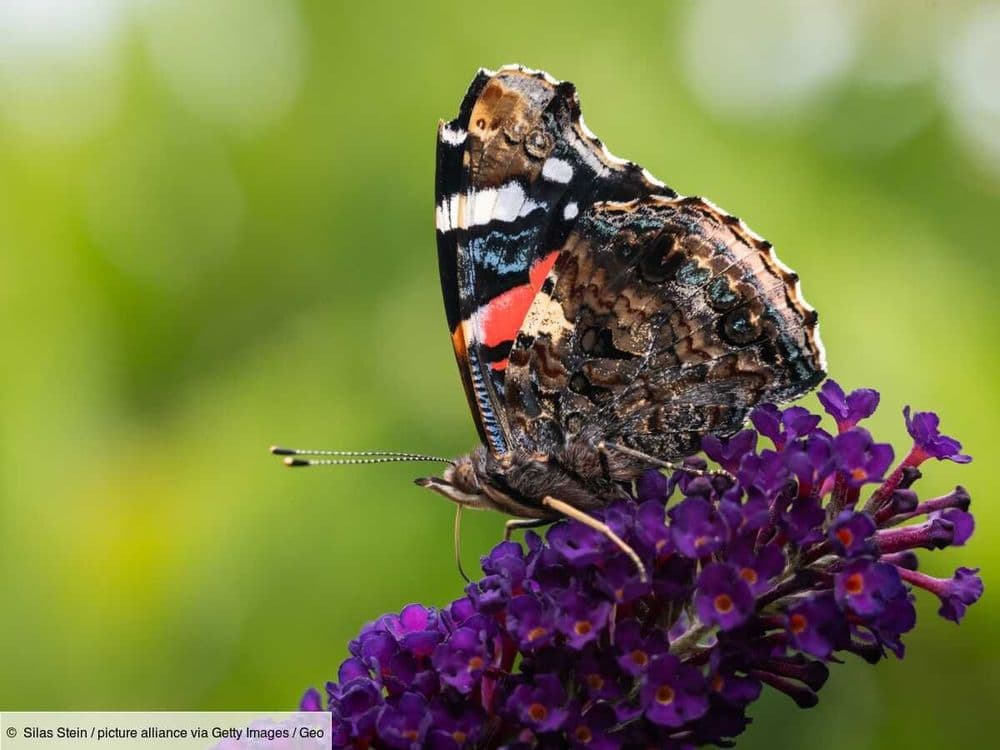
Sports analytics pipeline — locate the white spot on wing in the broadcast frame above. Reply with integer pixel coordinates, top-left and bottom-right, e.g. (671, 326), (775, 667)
(436, 182), (542, 232)
(439, 124), (466, 146)
(435, 193), (461, 232)
(563, 202), (579, 220)
(541, 157), (574, 183)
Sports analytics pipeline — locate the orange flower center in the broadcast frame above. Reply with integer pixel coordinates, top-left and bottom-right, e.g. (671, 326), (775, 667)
(656, 685), (676, 705)
(739, 568), (758, 585)
(586, 673), (605, 690)
(574, 725), (594, 743)
(789, 613), (808, 634)
(714, 593), (735, 614)
(467, 656), (484, 671)
(527, 626), (548, 642)
(851, 468), (868, 482)
(403, 730), (419, 741)
(836, 528), (854, 547)
(846, 572), (865, 595)
(631, 649), (649, 667)
(528, 703), (548, 722)
(452, 731), (467, 744)
(574, 620), (592, 636)
(712, 675), (725, 692)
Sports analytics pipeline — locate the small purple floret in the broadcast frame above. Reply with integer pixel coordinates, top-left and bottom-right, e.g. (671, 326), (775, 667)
(695, 563), (755, 631)
(828, 510), (877, 557)
(818, 379), (879, 431)
(904, 406), (972, 464)
(506, 675), (570, 733)
(641, 654), (710, 727)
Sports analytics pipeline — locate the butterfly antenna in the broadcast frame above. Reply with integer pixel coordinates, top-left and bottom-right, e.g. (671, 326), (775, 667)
(270, 446), (454, 467)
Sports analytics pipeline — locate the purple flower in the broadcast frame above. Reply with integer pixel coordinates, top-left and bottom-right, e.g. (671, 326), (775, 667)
(818, 380), (879, 431)
(782, 495), (827, 546)
(547, 520), (608, 567)
(784, 431), (836, 495)
(865, 594), (917, 658)
(695, 563), (755, 631)
(904, 407), (972, 464)
(574, 648), (627, 701)
(614, 619), (668, 677)
(702, 429), (757, 474)
(334, 678), (382, 738)
(669, 497), (728, 558)
(555, 589), (612, 649)
(710, 670), (762, 707)
(828, 510), (876, 557)
(427, 704), (486, 750)
(375, 692), (432, 749)
(299, 687), (322, 711)
(596, 555), (651, 604)
(834, 559), (905, 617)
(934, 508), (975, 546)
(636, 468), (669, 504)
(306, 383), (981, 749)
(507, 595), (556, 651)
(565, 703), (620, 750)
(728, 540), (784, 595)
(898, 567), (984, 623)
(506, 675), (570, 732)
(833, 429), (894, 488)
(431, 624), (491, 693)
(751, 403), (821, 449)
(785, 594), (849, 659)
(641, 654), (710, 727)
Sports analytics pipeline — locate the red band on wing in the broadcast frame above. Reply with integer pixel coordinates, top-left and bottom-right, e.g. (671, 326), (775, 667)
(478, 250), (560, 349)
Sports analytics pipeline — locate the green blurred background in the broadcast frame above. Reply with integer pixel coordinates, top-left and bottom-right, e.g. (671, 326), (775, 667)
(0, 0), (997, 746)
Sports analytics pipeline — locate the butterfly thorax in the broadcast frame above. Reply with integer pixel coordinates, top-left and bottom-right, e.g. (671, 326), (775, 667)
(417, 439), (643, 519)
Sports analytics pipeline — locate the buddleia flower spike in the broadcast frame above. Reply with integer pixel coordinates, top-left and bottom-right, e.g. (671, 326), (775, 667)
(300, 381), (982, 748)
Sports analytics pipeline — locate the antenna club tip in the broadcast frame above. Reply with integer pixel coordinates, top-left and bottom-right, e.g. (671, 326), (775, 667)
(285, 457), (309, 467)
(271, 446), (294, 455)
(414, 477), (431, 487)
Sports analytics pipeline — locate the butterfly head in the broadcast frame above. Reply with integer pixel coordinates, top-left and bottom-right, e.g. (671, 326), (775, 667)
(414, 447), (498, 511)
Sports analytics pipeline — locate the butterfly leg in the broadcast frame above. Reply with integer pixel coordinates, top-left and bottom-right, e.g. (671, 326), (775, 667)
(598, 441), (733, 480)
(541, 496), (648, 583)
(504, 518), (550, 542)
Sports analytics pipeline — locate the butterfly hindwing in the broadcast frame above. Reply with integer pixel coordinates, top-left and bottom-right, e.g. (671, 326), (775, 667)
(435, 65), (673, 453)
(502, 196), (826, 459)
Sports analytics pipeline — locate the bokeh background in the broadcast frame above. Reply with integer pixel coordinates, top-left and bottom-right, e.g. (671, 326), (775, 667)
(1, 0), (997, 746)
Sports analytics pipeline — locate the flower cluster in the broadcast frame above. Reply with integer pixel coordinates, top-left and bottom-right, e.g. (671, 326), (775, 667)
(301, 381), (982, 748)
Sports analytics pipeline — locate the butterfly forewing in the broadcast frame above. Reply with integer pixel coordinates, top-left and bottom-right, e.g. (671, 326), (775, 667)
(435, 65), (674, 454)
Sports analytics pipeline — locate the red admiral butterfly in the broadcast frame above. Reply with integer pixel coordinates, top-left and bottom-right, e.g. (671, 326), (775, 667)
(276, 65), (826, 579)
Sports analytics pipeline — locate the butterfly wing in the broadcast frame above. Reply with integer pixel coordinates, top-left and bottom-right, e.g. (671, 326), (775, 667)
(435, 65), (673, 454)
(503, 196), (826, 459)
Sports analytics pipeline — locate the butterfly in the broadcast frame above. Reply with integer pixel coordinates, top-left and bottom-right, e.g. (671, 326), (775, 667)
(275, 65), (825, 580)
(417, 65), (825, 575)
